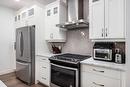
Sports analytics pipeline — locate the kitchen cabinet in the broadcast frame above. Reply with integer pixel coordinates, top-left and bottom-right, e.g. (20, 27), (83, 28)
(81, 64), (126, 87)
(35, 55), (50, 86)
(81, 72), (120, 87)
(45, 0), (67, 42)
(15, 5), (42, 28)
(89, 0), (125, 41)
(15, 5), (49, 54)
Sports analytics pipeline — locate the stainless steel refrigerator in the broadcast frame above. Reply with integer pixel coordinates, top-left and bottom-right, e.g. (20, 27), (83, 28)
(15, 25), (35, 85)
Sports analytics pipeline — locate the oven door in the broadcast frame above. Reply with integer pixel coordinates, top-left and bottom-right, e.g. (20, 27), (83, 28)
(50, 63), (79, 87)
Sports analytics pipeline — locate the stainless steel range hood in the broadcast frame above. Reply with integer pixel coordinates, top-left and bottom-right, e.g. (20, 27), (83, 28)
(56, 0), (89, 29)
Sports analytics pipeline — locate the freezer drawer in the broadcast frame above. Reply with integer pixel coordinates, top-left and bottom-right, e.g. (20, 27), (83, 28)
(16, 61), (31, 84)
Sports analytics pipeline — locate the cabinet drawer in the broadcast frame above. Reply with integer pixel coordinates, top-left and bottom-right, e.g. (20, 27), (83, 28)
(37, 55), (49, 63)
(39, 62), (50, 86)
(81, 65), (121, 79)
(85, 73), (121, 87)
(39, 75), (49, 86)
(39, 62), (50, 76)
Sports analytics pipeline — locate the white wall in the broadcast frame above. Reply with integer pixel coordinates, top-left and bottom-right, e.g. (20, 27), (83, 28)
(126, 0), (130, 86)
(0, 6), (15, 75)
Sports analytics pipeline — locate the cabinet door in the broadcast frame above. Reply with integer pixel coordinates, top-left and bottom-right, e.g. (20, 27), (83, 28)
(45, 1), (66, 42)
(105, 0), (125, 39)
(51, 6), (60, 40)
(89, 0), (105, 39)
(81, 72), (121, 87)
(45, 7), (54, 40)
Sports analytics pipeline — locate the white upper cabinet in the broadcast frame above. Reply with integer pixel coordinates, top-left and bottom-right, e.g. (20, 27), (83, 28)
(15, 5), (50, 54)
(45, 0), (67, 42)
(89, 0), (105, 39)
(15, 5), (42, 28)
(105, 0), (125, 39)
(89, 0), (125, 41)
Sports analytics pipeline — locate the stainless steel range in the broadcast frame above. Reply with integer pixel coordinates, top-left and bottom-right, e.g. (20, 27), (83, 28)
(49, 53), (91, 87)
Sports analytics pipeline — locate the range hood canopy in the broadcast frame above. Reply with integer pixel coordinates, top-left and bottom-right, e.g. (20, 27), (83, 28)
(56, 0), (89, 29)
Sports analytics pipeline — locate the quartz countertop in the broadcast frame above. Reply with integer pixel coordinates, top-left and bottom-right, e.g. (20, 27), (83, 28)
(36, 53), (55, 58)
(0, 80), (7, 87)
(36, 52), (60, 58)
(81, 57), (126, 71)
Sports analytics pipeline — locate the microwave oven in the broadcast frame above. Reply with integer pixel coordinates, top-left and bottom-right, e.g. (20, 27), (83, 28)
(94, 49), (113, 61)
(93, 42), (115, 62)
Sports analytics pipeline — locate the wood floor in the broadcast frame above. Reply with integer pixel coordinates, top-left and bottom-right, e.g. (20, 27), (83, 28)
(0, 72), (46, 87)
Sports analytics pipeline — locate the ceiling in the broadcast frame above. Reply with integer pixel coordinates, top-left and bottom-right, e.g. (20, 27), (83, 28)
(0, 0), (56, 10)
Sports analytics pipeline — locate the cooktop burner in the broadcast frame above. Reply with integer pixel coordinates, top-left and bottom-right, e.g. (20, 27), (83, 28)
(49, 53), (91, 63)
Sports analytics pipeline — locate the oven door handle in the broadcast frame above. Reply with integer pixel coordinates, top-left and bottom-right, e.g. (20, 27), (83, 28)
(51, 63), (78, 71)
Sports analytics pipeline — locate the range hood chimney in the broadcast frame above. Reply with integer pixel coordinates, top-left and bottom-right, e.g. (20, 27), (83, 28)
(56, 0), (89, 29)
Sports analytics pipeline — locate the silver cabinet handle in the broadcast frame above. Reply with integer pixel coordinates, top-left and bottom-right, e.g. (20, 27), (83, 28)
(42, 59), (46, 60)
(93, 0), (99, 2)
(42, 66), (47, 69)
(93, 82), (104, 87)
(105, 28), (108, 37)
(42, 77), (46, 80)
(102, 28), (104, 37)
(93, 69), (104, 73)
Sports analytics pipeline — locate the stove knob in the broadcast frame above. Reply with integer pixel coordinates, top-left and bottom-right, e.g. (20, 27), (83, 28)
(53, 57), (57, 59)
(72, 59), (75, 62)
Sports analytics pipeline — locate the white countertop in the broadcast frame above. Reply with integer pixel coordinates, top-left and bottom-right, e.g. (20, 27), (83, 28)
(36, 52), (60, 58)
(0, 80), (7, 87)
(36, 53), (54, 58)
(81, 57), (126, 71)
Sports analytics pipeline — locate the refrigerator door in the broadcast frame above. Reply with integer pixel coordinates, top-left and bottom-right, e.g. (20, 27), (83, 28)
(16, 61), (31, 84)
(16, 26), (32, 62)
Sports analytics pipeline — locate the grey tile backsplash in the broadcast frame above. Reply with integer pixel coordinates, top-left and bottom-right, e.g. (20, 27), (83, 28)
(62, 29), (94, 56)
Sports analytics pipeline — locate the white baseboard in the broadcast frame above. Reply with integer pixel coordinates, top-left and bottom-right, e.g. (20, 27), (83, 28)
(0, 69), (15, 75)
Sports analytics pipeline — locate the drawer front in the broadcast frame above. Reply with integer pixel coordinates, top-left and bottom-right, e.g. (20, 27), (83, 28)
(81, 72), (121, 87)
(39, 62), (50, 77)
(81, 65), (121, 79)
(39, 75), (50, 86)
(37, 55), (49, 63)
(39, 62), (50, 86)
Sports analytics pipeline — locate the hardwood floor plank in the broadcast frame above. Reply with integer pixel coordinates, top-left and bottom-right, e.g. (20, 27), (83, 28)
(0, 72), (46, 87)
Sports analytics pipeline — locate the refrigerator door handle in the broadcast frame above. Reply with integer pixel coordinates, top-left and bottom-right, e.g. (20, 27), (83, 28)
(19, 32), (21, 57)
(20, 32), (24, 57)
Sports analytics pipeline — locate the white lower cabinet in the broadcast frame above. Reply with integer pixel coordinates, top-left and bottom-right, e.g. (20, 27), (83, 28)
(81, 65), (125, 87)
(81, 72), (120, 87)
(35, 55), (50, 86)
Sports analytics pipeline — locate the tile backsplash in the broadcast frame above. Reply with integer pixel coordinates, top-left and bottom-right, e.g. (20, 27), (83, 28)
(62, 29), (94, 55)
(114, 42), (125, 54)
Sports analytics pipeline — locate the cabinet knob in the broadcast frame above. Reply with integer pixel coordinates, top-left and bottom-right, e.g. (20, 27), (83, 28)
(50, 33), (53, 39)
